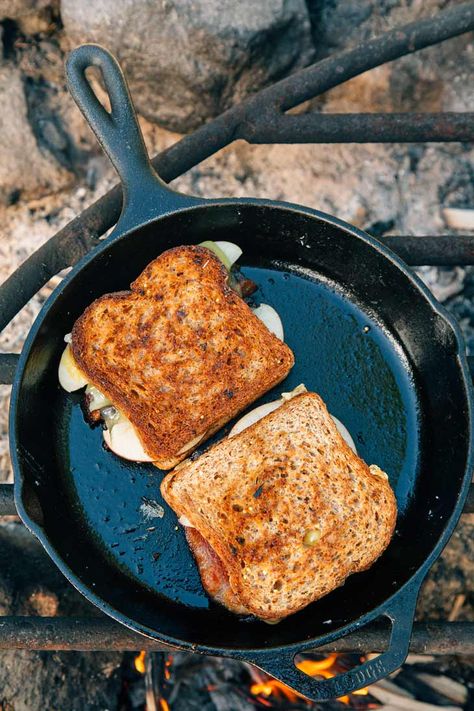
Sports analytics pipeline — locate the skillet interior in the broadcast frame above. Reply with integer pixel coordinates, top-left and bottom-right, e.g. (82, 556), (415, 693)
(12, 203), (471, 650)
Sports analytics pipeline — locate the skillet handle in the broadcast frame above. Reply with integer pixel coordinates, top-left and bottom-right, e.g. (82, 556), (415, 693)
(244, 581), (421, 703)
(66, 44), (195, 231)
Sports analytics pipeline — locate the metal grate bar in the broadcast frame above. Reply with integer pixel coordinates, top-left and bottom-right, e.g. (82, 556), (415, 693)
(377, 235), (474, 266)
(0, 617), (471, 654)
(242, 113), (474, 145)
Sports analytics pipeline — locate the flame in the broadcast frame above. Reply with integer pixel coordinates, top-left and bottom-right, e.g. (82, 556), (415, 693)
(296, 653), (351, 703)
(133, 652), (171, 711)
(164, 655), (173, 680)
(250, 680), (298, 701)
(134, 650), (146, 674)
(298, 652), (339, 674)
(250, 653), (369, 706)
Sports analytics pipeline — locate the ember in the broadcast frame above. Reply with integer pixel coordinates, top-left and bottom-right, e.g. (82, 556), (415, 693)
(164, 656), (173, 681)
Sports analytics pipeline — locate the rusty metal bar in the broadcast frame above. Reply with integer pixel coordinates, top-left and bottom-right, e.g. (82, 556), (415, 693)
(0, 617), (471, 654)
(243, 113), (474, 145)
(241, 2), (474, 117)
(0, 226), (102, 339)
(377, 235), (474, 266)
(1, 3), (473, 341)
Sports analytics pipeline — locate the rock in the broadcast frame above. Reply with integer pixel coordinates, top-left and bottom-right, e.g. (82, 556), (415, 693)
(307, 0), (376, 54)
(0, 0), (50, 21)
(0, 64), (73, 205)
(60, 0), (314, 132)
(14, 36), (100, 170)
(306, 0), (474, 114)
(16, 9), (54, 36)
(0, 650), (123, 711)
(19, 586), (59, 616)
(0, 523), (123, 711)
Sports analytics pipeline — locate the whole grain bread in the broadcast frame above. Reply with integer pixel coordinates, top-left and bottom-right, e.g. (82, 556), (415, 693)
(161, 392), (397, 620)
(71, 246), (294, 469)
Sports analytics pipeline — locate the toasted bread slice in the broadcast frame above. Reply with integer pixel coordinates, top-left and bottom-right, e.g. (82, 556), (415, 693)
(161, 392), (397, 621)
(71, 246), (294, 469)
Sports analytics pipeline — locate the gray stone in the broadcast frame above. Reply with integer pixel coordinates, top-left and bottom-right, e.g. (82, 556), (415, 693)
(0, 523), (123, 711)
(60, 0), (314, 132)
(306, 0), (474, 113)
(0, 0), (50, 21)
(0, 64), (73, 205)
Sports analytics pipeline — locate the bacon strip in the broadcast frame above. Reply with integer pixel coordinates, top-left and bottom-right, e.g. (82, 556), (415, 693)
(185, 527), (250, 615)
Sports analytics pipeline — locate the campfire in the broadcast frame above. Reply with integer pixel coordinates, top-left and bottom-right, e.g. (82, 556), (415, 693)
(131, 650), (371, 708)
(0, 0), (473, 709)
(125, 650), (469, 711)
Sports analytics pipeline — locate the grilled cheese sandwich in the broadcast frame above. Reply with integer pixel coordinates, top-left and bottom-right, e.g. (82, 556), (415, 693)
(58, 243), (294, 467)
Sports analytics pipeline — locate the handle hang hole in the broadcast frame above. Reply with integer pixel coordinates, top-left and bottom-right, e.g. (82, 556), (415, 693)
(66, 43), (202, 232)
(84, 66), (112, 115)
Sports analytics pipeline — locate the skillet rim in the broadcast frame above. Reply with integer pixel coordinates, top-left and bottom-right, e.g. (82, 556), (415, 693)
(10, 197), (474, 655)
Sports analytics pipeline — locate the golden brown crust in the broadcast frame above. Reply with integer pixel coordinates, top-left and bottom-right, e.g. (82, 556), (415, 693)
(161, 392), (397, 620)
(71, 246), (294, 469)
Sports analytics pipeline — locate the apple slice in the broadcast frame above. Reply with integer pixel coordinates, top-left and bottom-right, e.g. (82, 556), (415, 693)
(86, 384), (112, 411)
(58, 345), (88, 392)
(103, 418), (154, 463)
(228, 400), (282, 438)
(214, 241), (243, 267)
(228, 385), (357, 453)
(329, 415), (357, 454)
(199, 240), (242, 270)
(252, 303), (284, 340)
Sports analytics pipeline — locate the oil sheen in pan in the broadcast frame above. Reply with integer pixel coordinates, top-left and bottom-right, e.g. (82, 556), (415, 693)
(58, 265), (420, 609)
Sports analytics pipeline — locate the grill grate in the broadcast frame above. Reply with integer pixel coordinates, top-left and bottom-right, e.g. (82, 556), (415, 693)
(0, 2), (473, 654)
(0, 618), (471, 655)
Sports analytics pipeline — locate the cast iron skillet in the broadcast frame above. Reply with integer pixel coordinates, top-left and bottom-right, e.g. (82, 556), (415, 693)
(10, 44), (474, 702)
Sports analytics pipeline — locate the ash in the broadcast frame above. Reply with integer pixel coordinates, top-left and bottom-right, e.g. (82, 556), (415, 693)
(414, 265), (474, 356)
(444, 267), (474, 354)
